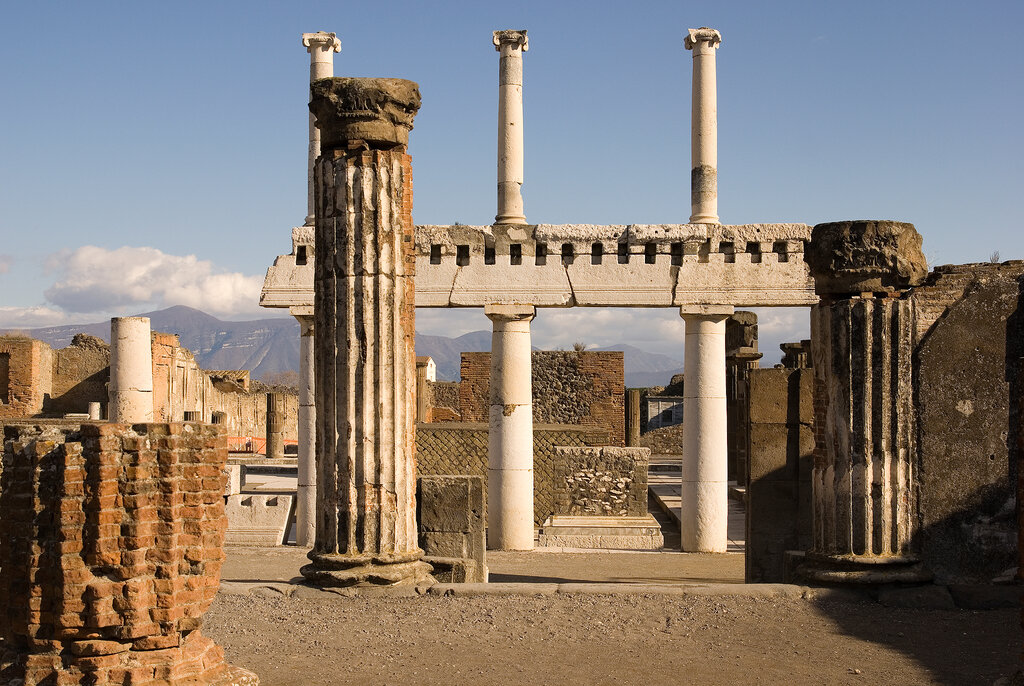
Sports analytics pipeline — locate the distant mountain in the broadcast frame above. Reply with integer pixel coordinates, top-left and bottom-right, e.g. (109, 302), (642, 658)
(13, 308), (683, 387)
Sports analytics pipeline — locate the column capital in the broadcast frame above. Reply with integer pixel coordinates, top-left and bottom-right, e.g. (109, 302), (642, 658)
(310, 77), (421, 150)
(679, 304), (734, 319)
(485, 303), (535, 322)
(493, 29), (528, 52)
(684, 27), (722, 54)
(303, 31), (342, 53)
(806, 220), (927, 297)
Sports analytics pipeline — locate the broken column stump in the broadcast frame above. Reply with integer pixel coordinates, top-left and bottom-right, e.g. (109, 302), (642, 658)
(301, 77), (432, 588)
(799, 220), (929, 584)
(0, 422), (258, 686)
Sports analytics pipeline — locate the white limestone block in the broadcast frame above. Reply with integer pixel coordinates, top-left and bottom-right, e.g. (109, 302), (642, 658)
(225, 494), (294, 546)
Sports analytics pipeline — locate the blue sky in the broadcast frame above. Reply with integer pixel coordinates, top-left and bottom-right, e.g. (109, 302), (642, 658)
(1, 1), (1021, 360)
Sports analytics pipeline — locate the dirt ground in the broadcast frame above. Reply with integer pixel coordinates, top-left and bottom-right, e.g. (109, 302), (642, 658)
(204, 592), (1019, 686)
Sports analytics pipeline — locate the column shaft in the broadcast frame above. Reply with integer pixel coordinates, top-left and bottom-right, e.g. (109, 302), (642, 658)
(680, 307), (730, 552)
(486, 304), (536, 550)
(265, 392), (286, 459)
(108, 316), (154, 423)
(302, 32), (341, 226)
(684, 28), (721, 224)
(295, 315), (316, 547)
(494, 30), (528, 225)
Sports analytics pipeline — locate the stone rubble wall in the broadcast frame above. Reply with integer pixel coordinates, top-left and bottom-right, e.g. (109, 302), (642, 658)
(456, 351), (625, 447)
(0, 421), (254, 685)
(550, 446), (650, 517)
(48, 334), (110, 416)
(415, 422), (608, 526)
(426, 381), (460, 414)
(910, 261), (1024, 583)
(636, 423), (685, 455)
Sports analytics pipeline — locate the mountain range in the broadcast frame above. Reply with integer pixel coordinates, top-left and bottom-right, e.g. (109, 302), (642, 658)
(10, 306), (683, 388)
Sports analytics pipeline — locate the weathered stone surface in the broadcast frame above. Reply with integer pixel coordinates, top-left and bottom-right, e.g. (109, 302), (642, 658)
(309, 77), (421, 150)
(912, 263), (1023, 583)
(807, 220), (927, 295)
(417, 475), (487, 583)
(550, 446), (650, 518)
(225, 494), (294, 546)
(0, 421), (257, 685)
(537, 515), (664, 550)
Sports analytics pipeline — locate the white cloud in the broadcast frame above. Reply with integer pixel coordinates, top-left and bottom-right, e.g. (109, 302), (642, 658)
(0, 305), (76, 329)
(42, 246), (264, 317)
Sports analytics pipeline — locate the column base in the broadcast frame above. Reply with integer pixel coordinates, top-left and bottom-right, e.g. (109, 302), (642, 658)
(301, 550), (434, 588)
(794, 551), (932, 585)
(494, 214), (528, 225)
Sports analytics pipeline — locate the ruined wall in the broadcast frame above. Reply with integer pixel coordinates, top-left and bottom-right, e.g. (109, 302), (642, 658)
(427, 381), (461, 415)
(911, 262), (1023, 583)
(416, 422), (608, 526)
(151, 332), (298, 442)
(0, 337), (52, 419)
(47, 334), (110, 416)
(745, 367), (814, 583)
(457, 351), (625, 446)
(550, 446), (650, 517)
(637, 423), (685, 455)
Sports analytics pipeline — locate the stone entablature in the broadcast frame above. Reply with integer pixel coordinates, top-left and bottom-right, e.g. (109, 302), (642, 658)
(261, 222), (816, 309)
(415, 222), (816, 307)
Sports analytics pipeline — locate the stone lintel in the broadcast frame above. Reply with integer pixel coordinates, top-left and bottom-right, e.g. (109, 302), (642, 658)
(309, 77), (421, 150)
(484, 303), (535, 321)
(684, 27), (722, 51)
(302, 31), (341, 52)
(493, 29), (528, 51)
(680, 304), (734, 317)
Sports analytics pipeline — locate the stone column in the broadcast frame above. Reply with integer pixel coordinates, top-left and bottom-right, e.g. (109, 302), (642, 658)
(295, 314), (316, 547)
(302, 31), (341, 226)
(626, 388), (642, 447)
(302, 77), (432, 588)
(87, 401), (101, 420)
(725, 311), (761, 485)
(684, 27), (722, 225)
(802, 220), (929, 583)
(108, 316), (154, 423)
(485, 304), (536, 550)
(679, 304), (733, 552)
(493, 30), (528, 225)
(265, 392), (285, 459)
(415, 356), (435, 422)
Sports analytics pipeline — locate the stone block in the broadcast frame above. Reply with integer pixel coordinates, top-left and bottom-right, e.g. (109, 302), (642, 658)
(748, 424), (793, 481)
(747, 481), (798, 536)
(748, 368), (794, 424)
(424, 557), (485, 584)
(224, 464), (244, 496)
(225, 494), (293, 546)
(537, 515), (664, 550)
(418, 475), (483, 533)
(421, 531), (468, 559)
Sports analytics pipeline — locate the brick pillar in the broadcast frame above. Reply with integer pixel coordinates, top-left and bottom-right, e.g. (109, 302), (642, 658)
(0, 421), (258, 686)
(801, 220), (930, 584)
(302, 77), (432, 588)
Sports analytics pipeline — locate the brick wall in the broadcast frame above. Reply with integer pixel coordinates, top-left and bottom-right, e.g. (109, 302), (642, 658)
(0, 421), (245, 685)
(0, 337), (52, 419)
(455, 350), (625, 446)
(416, 422), (608, 526)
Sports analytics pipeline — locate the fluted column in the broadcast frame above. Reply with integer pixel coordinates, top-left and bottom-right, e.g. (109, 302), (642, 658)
(684, 27), (721, 225)
(302, 77), (432, 588)
(803, 220), (929, 583)
(679, 305), (732, 552)
(485, 304), (536, 550)
(302, 31), (341, 226)
(295, 314), (316, 546)
(493, 30), (528, 225)
(265, 392), (286, 459)
(108, 316), (154, 423)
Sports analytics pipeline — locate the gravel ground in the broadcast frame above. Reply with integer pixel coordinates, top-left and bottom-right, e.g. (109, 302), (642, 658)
(204, 592), (1019, 686)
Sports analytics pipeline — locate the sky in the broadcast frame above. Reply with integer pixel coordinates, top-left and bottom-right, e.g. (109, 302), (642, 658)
(1, 1), (1021, 362)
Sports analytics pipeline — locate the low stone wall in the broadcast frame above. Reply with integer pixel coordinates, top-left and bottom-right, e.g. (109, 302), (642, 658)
(418, 475), (486, 583)
(0, 421), (256, 685)
(416, 423), (608, 526)
(550, 446), (650, 517)
(637, 423), (684, 455)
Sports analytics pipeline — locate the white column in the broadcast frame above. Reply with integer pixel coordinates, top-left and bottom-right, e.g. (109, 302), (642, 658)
(684, 27), (722, 225)
(302, 31), (341, 226)
(679, 305), (732, 552)
(108, 317), (154, 423)
(295, 314), (316, 547)
(485, 304), (535, 550)
(493, 30), (528, 225)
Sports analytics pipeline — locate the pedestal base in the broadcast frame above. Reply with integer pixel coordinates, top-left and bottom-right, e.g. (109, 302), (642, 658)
(301, 550), (434, 588)
(794, 551), (932, 585)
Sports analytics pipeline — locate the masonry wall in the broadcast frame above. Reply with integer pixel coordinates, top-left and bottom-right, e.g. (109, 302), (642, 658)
(744, 367), (814, 583)
(911, 261), (1023, 583)
(416, 422), (609, 526)
(456, 351), (625, 446)
(636, 423), (684, 455)
(0, 337), (52, 419)
(47, 334), (110, 416)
